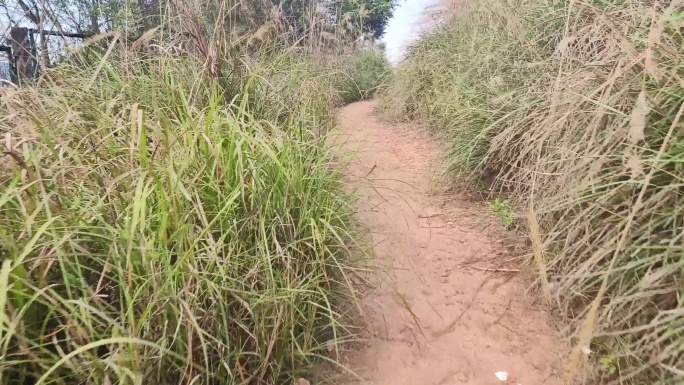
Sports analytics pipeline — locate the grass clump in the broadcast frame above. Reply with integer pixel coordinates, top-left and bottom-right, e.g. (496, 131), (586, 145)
(382, 0), (684, 383)
(338, 49), (392, 104)
(0, 37), (359, 385)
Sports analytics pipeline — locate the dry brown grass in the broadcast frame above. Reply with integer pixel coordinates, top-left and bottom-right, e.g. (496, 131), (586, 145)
(381, 0), (684, 383)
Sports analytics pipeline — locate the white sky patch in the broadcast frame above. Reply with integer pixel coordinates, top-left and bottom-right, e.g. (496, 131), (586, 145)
(381, 0), (441, 65)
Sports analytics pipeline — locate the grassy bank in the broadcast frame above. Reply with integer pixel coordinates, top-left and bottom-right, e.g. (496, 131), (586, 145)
(382, 0), (684, 383)
(0, 31), (370, 384)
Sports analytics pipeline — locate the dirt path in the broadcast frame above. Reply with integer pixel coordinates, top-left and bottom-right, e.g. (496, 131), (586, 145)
(334, 101), (563, 385)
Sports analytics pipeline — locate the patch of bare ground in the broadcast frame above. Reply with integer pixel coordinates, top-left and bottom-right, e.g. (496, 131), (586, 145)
(333, 101), (564, 385)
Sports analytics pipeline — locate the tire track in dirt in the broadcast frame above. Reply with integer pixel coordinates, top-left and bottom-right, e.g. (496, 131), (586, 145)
(334, 101), (563, 385)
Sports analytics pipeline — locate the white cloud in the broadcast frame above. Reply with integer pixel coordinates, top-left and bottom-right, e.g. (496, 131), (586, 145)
(381, 0), (441, 65)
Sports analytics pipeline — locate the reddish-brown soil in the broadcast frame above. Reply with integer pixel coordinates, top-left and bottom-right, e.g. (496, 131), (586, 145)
(335, 101), (564, 385)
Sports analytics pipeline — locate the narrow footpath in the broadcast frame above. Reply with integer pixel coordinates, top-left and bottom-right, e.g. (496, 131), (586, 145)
(335, 101), (564, 385)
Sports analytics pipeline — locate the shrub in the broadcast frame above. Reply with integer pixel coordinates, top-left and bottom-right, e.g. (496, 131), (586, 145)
(338, 49), (392, 104)
(0, 45), (359, 384)
(382, 0), (684, 383)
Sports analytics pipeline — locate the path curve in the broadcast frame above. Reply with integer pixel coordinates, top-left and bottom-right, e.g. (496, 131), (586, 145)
(335, 101), (563, 385)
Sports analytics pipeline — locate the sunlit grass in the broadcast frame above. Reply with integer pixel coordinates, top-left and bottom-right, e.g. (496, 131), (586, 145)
(0, 42), (363, 384)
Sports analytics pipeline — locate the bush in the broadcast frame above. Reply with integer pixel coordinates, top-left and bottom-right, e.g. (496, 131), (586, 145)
(0, 45), (359, 384)
(382, 0), (684, 383)
(338, 49), (392, 104)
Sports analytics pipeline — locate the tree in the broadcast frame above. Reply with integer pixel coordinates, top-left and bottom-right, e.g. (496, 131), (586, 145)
(336, 0), (394, 39)
(266, 0), (395, 41)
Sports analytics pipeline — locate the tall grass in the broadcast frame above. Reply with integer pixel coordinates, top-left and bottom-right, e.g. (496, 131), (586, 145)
(382, 0), (684, 383)
(0, 33), (361, 385)
(337, 49), (392, 104)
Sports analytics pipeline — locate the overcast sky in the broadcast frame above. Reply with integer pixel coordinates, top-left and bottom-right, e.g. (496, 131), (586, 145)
(381, 0), (441, 65)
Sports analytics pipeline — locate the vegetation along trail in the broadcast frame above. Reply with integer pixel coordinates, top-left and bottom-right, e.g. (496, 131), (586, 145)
(335, 101), (563, 385)
(7, 0), (684, 383)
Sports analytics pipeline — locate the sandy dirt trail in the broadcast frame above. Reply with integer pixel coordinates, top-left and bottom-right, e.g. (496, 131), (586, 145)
(334, 101), (564, 385)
